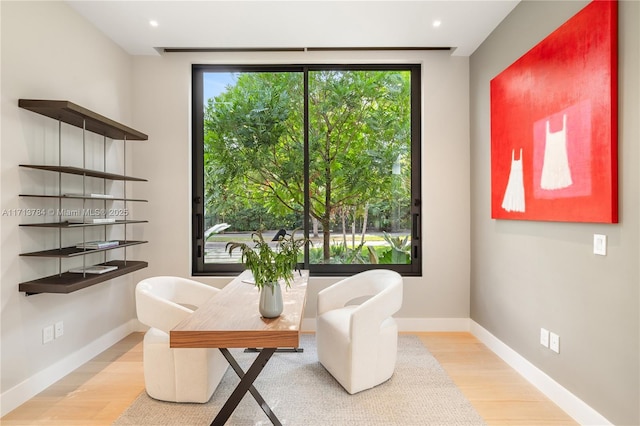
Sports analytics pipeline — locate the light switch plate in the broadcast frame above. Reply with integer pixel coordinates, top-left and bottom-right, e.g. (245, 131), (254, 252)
(593, 234), (607, 256)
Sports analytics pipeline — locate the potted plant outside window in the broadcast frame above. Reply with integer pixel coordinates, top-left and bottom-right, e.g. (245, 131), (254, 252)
(226, 229), (307, 318)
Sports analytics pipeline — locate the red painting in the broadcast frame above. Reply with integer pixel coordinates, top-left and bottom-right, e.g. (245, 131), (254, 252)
(490, 0), (618, 223)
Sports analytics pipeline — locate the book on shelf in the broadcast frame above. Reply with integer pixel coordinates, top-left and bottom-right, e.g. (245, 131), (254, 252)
(64, 193), (115, 199)
(67, 218), (116, 224)
(69, 265), (118, 274)
(76, 240), (119, 249)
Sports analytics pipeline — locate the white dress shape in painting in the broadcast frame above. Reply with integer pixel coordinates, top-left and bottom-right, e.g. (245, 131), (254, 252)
(501, 148), (525, 213)
(540, 114), (572, 190)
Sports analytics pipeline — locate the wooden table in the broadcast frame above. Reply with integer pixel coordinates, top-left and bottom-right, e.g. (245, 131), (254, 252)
(170, 270), (309, 426)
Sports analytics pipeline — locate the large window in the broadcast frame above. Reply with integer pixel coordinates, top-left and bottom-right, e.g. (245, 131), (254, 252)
(192, 64), (421, 276)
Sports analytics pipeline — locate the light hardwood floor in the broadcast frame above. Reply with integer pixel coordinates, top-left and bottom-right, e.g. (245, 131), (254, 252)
(1, 332), (576, 425)
(418, 333), (576, 425)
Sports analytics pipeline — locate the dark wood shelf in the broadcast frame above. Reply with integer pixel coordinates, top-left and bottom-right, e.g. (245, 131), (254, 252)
(20, 194), (148, 202)
(19, 260), (148, 295)
(20, 219), (148, 228)
(20, 164), (147, 182)
(21, 240), (147, 258)
(18, 99), (148, 296)
(18, 99), (148, 141)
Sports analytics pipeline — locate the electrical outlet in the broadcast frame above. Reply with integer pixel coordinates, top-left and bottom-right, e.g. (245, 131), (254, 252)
(43, 325), (54, 344)
(540, 328), (550, 347)
(550, 332), (560, 353)
(54, 321), (64, 339)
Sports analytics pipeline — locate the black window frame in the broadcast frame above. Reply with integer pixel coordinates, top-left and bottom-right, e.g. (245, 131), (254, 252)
(192, 63), (422, 277)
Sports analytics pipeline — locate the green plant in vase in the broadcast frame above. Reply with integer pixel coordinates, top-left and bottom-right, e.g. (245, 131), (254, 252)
(226, 229), (307, 318)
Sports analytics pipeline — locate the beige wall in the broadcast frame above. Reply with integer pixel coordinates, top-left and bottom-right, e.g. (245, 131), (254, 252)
(469, 1), (640, 424)
(0, 1), (141, 412)
(1, 1), (475, 414)
(130, 49), (473, 321)
(9, 0), (636, 422)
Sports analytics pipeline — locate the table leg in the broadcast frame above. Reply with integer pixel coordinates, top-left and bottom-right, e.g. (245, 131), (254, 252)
(211, 347), (281, 426)
(244, 347), (304, 353)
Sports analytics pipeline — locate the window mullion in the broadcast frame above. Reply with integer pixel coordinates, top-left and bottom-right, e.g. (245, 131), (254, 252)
(303, 67), (310, 269)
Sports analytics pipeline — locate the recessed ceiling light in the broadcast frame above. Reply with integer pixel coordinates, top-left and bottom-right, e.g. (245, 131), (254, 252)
(433, 20), (441, 28)
(149, 20), (159, 27)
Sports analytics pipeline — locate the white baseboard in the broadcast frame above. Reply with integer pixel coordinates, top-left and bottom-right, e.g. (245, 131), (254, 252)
(0, 319), (139, 417)
(397, 317), (471, 332)
(302, 317), (471, 332)
(470, 321), (612, 426)
(130, 318), (147, 332)
(1, 316), (611, 426)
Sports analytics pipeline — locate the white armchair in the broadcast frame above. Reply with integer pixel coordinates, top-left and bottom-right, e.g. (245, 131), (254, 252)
(316, 269), (403, 394)
(135, 276), (228, 403)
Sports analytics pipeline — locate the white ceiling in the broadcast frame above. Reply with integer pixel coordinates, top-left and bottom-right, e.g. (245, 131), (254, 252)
(66, 0), (519, 57)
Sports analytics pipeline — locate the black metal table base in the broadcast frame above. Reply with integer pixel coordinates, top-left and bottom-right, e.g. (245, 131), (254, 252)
(244, 347), (304, 353)
(211, 347), (281, 426)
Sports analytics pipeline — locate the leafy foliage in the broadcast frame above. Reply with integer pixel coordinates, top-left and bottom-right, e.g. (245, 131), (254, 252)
(204, 69), (412, 263)
(378, 232), (411, 264)
(225, 230), (307, 289)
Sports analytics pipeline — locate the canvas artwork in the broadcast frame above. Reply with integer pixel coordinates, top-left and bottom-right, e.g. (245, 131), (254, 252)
(490, 0), (618, 223)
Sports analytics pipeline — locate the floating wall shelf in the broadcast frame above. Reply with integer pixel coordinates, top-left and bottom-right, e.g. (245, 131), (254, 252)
(18, 99), (149, 295)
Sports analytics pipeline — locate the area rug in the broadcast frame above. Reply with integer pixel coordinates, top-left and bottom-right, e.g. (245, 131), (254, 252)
(114, 334), (485, 425)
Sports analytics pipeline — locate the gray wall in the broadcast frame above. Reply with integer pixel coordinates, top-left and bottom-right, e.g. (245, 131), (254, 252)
(130, 50), (472, 324)
(0, 1), (141, 413)
(470, 1), (639, 424)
